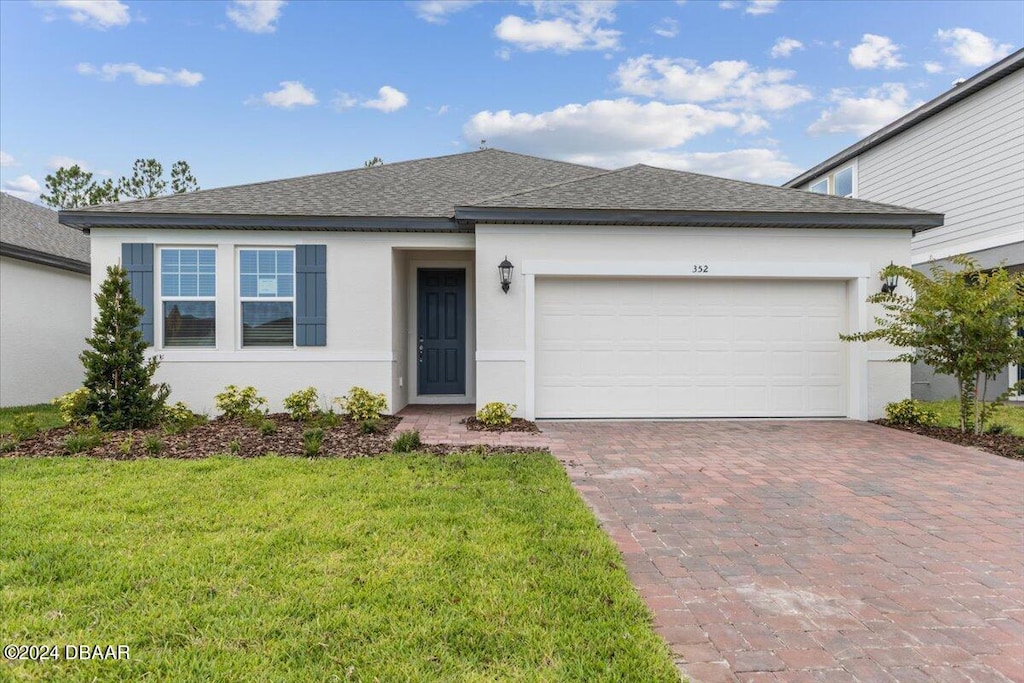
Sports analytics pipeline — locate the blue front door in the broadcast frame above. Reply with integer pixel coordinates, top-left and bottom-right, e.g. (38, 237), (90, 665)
(417, 269), (466, 395)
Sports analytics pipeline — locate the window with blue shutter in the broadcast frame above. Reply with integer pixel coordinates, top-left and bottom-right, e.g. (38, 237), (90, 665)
(295, 245), (326, 347)
(122, 243), (154, 345)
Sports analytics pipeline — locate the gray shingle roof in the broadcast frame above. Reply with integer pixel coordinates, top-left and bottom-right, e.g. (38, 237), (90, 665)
(72, 149), (605, 218)
(470, 164), (932, 215)
(1, 193), (89, 266)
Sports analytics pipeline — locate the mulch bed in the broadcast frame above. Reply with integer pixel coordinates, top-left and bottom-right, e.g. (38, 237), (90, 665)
(3, 414), (546, 460)
(462, 416), (541, 433)
(873, 420), (1024, 461)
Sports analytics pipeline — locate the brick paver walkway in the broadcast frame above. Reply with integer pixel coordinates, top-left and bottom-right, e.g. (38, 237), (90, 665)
(544, 420), (1024, 683)
(396, 404), (552, 449)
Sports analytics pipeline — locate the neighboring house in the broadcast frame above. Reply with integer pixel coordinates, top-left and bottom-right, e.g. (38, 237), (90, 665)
(59, 149), (942, 420)
(0, 193), (91, 406)
(785, 48), (1024, 401)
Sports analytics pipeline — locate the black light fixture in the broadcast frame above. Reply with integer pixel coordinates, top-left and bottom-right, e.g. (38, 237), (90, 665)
(881, 261), (899, 295)
(498, 256), (514, 294)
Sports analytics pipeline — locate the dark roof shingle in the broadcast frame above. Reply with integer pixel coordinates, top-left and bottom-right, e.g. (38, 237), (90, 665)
(1, 193), (89, 265)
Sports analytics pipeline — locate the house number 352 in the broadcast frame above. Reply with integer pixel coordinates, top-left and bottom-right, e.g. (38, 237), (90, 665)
(692, 264), (709, 273)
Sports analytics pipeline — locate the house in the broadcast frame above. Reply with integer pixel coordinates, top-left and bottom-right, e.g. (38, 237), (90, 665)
(59, 149), (942, 420)
(784, 48), (1024, 400)
(1, 192), (91, 406)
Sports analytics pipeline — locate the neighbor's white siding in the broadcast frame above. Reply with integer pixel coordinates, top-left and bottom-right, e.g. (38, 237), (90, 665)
(854, 69), (1023, 263)
(0, 256), (91, 406)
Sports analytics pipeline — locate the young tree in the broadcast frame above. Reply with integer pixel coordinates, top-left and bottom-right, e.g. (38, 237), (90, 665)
(842, 255), (1024, 434)
(40, 165), (97, 209)
(118, 158), (167, 199)
(363, 156), (385, 168)
(41, 158), (199, 208)
(80, 265), (169, 430)
(170, 160), (200, 194)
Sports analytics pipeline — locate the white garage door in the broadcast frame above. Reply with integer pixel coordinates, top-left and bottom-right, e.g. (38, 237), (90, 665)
(535, 278), (848, 418)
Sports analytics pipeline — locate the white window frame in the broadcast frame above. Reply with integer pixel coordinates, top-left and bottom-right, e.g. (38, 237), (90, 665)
(809, 177), (829, 194)
(157, 246), (217, 350)
(236, 247), (296, 350)
(806, 160), (858, 198)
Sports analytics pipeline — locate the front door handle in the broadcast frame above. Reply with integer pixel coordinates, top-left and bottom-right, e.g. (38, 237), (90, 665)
(418, 337), (424, 363)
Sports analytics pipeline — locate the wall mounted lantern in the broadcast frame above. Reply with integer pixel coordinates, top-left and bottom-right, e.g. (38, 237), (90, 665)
(881, 261), (899, 295)
(498, 256), (514, 294)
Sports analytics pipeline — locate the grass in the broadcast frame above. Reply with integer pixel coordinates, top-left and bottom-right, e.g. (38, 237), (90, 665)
(0, 454), (679, 682)
(0, 404), (63, 435)
(921, 399), (1024, 436)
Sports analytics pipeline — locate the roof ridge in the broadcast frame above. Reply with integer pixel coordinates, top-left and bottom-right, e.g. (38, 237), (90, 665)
(463, 164), (626, 206)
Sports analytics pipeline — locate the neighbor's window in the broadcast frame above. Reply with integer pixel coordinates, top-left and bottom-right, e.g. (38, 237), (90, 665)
(160, 248), (216, 348)
(239, 248), (294, 347)
(809, 178), (829, 194)
(833, 166), (854, 197)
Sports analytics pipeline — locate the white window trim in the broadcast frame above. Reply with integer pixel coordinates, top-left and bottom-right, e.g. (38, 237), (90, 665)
(809, 178), (829, 194)
(157, 246), (218, 350)
(806, 159), (858, 199)
(236, 246), (297, 350)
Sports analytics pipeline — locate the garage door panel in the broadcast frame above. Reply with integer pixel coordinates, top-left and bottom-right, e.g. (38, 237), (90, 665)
(536, 278), (848, 418)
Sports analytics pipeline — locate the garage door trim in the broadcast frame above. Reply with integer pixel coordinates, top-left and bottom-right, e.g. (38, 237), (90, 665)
(521, 260), (872, 421)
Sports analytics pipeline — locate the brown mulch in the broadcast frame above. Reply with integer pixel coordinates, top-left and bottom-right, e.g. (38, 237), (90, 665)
(462, 416), (541, 433)
(873, 420), (1024, 461)
(2, 413), (549, 460)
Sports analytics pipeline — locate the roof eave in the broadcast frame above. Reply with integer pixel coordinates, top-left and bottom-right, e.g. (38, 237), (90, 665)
(58, 211), (465, 232)
(455, 207), (944, 232)
(0, 242), (90, 274)
(783, 48), (1024, 188)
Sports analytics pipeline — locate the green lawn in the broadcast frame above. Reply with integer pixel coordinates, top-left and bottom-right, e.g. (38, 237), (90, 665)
(921, 399), (1024, 436)
(0, 455), (679, 682)
(0, 404), (64, 435)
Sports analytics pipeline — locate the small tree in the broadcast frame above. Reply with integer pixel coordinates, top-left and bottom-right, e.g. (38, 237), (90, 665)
(842, 255), (1024, 434)
(118, 158), (167, 199)
(363, 156), (385, 168)
(170, 161), (200, 194)
(81, 265), (169, 430)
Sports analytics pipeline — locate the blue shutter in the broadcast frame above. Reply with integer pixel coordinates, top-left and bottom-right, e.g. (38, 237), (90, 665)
(295, 245), (326, 346)
(122, 243), (154, 345)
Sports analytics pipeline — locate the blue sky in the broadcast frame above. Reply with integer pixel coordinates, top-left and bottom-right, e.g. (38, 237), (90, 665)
(1, 0), (1021, 202)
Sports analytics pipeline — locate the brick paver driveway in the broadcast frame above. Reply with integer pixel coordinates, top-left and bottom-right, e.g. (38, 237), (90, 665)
(544, 420), (1024, 683)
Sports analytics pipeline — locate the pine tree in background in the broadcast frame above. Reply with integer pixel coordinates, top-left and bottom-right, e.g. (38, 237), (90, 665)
(81, 265), (169, 430)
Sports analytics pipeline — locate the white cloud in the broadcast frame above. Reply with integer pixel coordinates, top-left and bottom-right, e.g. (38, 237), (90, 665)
(653, 17), (678, 38)
(719, 0), (779, 14)
(331, 92), (357, 111)
(770, 37), (803, 58)
(49, 0), (130, 29)
(3, 175), (42, 202)
(808, 83), (921, 136)
(362, 85), (409, 112)
(718, 1), (738, 8)
(47, 155), (90, 170)
(412, 0), (479, 24)
(464, 98), (764, 160)
(227, 0), (285, 34)
(923, 61), (944, 74)
(256, 81), (317, 108)
(936, 28), (1013, 67)
(0, 151), (15, 167)
(614, 55), (812, 111)
(494, 1), (621, 53)
(849, 34), (906, 70)
(76, 62), (204, 86)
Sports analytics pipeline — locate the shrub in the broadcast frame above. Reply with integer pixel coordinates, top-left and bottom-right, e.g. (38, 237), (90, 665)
(391, 430), (421, 454)
(143, 434), (164, 455)
(360, 418), (382, 434)
(118, 435), (134, 456)
(283, 387), (320, 422)
(52, 387), (91, 424)
(214, 385), (268, 420)
(259, 419), (278, 436)
(303, 427), (324, 457)
(335, 387), (388, 422)
(476, 401), (517, 428)
(80, 265), (169, 430)
(986, 423), (1009, 435)
(0, 439), (16, 453)
(162, 401), (207, 434)
(10, 413), (41, 441)
(312, 411), (341, 429)
(228, 439), (242, 456)
(884, 399), (938, 426)
(64, 419), (103, 454)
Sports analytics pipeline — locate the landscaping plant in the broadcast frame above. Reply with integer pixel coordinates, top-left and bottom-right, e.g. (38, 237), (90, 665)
(302, 428), (324, 457)
(884, 399), (938, 426)
(283, 387), (320, 421)
(842, 256), (1024, 434)
(335, 387), (388, 422)
(476, 401), (517, 428)
(80, 265), (169, 430)
(10, 413), (40, 442)
(214, 385), (268, 420)
(162, 401), (207, 434)
(392, 430), (422, 453)
(51, 388), (90, 424)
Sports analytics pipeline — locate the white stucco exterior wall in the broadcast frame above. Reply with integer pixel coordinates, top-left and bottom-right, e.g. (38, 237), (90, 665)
(0, 256), (91, 406)
(474, 225), (913, 420)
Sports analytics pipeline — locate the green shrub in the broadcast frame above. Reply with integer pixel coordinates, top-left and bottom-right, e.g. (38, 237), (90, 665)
(228, 439), (242, 456)
(259, 419), (278, 436)
(10, 413), (41, 441)
(117, 435), (134, 456)
(52, 388), (90, 424)
(0, 439), (16, 453)
(303, 428), (324, 457)
(360, 418), (382, 434)
(476, 401), (517, 428)
(391, 430), (421, 454)
(335, 387), (388, 422)
(312, 411), (342, 429)
(986, 423), (1009, 435)
(884, 399), (938, 426)
(142, 434), (164, 455)
(162, 401), (207, 434)
(64, 419), (103, 454)
(283, 387), (320, 422)
(214, 385), (268, 419)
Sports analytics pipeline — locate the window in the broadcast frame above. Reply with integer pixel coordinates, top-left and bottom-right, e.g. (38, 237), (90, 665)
(239, 249), (294, 347)
(810, 178), (829, 194)
(807, 163), (855, 198)
(160, 248), (216, 347)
